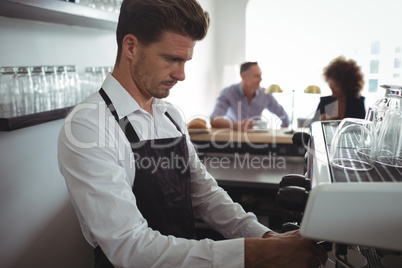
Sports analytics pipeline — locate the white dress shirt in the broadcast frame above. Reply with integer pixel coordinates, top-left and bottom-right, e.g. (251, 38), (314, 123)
(58, 74), (270, 268)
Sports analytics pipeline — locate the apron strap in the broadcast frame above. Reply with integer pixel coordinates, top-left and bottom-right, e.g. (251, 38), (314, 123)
(164, 111), (183, 134)
(99, 88), (118, 122)
(99, 88), (140, 143)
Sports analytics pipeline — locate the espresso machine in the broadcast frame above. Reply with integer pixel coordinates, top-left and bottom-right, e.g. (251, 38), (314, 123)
(276, 85), (402, 268)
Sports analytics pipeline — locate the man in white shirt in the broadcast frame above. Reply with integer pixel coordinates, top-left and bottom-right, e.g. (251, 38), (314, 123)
(58, 0), (327, 267)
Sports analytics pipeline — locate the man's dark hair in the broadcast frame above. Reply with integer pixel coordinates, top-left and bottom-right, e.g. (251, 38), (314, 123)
(240, 62), (258, 75)
(116, 0), (210, 63)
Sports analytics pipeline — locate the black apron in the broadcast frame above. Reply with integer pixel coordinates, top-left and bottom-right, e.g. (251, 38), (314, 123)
(94, 88), (196, 268)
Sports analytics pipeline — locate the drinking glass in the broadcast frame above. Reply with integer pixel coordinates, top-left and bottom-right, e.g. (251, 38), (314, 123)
(330, 118), (375, 171)
(365, 84), (402, 135)
(80, 66), (112, 99)
(14, 66), (35, 115)
(0, 66), (15, 117)
(46, 66), (63, 110)
(75, 0), (95, 8)
(80, 67), (98, 98)
(374, 109), (402, 167)
(62, 65), (80, 107)
(30, 66), (51, 113)
(112, 0), (123, 13)
(365, 106), (385, 134)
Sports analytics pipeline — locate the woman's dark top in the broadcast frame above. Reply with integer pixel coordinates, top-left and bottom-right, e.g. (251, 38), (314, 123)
(312, 95), (366, 122)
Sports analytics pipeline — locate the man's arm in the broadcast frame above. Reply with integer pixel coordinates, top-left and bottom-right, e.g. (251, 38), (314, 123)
(210, 90), (230, 121)
(185, 130), (269, 239)
(265, 95), (290, 127)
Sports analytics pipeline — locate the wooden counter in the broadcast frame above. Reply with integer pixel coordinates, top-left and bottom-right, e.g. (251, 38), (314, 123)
(189, 128), (308, 156)
(189, 127), (295, 144)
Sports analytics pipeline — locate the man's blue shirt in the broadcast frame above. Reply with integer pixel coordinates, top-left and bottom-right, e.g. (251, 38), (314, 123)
(211, 83), (289, 127)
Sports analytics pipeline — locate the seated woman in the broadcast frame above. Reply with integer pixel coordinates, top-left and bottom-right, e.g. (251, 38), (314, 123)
(313, 56), (366, 121)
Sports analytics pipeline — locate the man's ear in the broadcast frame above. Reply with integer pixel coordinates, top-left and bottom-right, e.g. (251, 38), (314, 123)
(122, 34), (138, 59)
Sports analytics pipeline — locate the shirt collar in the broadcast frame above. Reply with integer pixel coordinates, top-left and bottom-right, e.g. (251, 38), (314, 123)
(238, 83), (246, 97)
(238, 83), (261, 98)
(101, 74), (167, 119)
(151, 98), (168, 114)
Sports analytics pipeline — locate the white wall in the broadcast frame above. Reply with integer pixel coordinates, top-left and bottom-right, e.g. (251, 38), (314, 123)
(0, 16), (117, 72)
(165, 0), (249, 122)
(0, 119), (93, 268)
(213, 0), (248, 89)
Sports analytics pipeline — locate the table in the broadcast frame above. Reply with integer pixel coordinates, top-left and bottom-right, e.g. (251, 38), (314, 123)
(189, 127), (296, 143)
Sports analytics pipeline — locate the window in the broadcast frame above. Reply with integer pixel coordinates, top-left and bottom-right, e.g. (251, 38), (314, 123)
(394, 58), (401, 69)
(368, 79), (378, 93)
(370, 60), (380, 74)
(246, 0), (402, 117)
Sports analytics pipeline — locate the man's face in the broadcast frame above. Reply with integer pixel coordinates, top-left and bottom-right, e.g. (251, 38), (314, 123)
(242, 65), (262, 91)
(130, 31), (196, 99)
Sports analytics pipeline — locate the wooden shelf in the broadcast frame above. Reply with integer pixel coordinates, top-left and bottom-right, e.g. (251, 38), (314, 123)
(0, 106), (73, 131)
(0, 0), (118, 30)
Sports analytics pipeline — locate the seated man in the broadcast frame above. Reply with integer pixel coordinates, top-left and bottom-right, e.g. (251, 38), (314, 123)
(210, 62), (289, 131)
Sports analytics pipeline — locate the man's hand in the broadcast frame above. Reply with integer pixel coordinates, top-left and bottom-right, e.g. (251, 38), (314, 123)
(245, 230), (328, 268)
